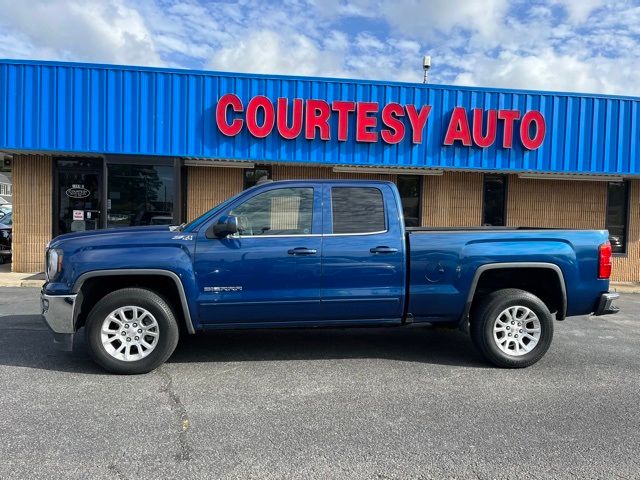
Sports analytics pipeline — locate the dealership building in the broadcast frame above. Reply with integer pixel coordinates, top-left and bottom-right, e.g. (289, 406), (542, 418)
(0, 59), (638, 281)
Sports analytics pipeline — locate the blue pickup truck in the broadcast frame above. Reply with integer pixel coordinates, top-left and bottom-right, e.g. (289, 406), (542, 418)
(41, 180), (619, 374)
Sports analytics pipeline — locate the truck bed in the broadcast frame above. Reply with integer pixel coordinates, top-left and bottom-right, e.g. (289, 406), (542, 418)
(405, 227), (610, 324)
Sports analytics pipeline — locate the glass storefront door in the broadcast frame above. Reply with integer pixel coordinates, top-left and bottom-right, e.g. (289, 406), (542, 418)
(55, 159), (103, 236)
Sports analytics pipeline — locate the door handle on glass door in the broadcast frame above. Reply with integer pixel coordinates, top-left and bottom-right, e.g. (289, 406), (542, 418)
(287, 247), (317, 255)
(370, 246), (398, 254)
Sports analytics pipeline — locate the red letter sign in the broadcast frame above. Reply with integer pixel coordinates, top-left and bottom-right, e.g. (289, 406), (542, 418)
(520, 110), (546, 149)
(472, 108), (497, 148)
(381, 103), (405, 144)
(444, 107), (472, 146)
(276, 98), (303, 140)
(305, 99), (331, 140)
(216, 93), (244, 136)
(356, 102), (379, 142)
(498, 110), (521, 148)
(406, 105), (431, 144)
(246, 96), (275, 138)
(332, 101), (356, 141)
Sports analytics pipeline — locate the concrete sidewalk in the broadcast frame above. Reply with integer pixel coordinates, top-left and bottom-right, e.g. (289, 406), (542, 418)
(610, 282), (640, 294)
(0, 261), (638, 292)
(0, 263), (45, 287)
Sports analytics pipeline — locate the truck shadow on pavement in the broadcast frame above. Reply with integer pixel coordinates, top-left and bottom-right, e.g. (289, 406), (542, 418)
(0, 314), (489, 373)
(170, 325), (489, 368)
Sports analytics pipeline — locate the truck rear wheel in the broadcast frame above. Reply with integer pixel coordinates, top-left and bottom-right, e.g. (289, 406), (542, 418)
(85, 288), (179, 374)
(470, 288), (553, 368)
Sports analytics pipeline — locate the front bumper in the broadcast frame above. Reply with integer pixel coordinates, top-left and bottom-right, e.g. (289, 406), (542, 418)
(594, 292), (620, 316)
(41, 290), (77, 334)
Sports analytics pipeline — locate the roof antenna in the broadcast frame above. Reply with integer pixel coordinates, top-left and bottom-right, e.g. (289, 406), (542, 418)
(422, 55), (431, 84)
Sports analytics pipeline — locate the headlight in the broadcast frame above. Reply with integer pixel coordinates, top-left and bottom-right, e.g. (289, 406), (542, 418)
(46, 248), (63, 281)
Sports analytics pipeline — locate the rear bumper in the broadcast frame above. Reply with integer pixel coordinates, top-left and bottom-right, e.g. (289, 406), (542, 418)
(594, 292), (619, 316)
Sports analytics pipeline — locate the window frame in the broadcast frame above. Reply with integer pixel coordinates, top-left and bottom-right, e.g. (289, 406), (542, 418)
(229, 186), (318, 238)
(481, 174), (508, 227)
(605, 180), (630, 257)
(328, 186), (388, 236)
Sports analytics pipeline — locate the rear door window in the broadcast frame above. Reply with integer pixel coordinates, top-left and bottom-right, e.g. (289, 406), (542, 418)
(331, 187), (386, 234)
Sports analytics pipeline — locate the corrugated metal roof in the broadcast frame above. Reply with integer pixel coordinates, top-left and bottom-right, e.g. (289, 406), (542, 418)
(1, 59), (639, 175)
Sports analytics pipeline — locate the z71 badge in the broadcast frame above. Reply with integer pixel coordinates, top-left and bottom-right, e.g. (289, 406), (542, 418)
(172, 234), (194, 241)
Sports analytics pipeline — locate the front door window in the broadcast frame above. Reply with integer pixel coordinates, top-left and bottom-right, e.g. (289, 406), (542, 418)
(56, 165), (102, 235)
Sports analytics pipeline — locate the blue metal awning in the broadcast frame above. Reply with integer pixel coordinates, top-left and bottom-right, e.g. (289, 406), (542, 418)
(1, 59), (638, 175)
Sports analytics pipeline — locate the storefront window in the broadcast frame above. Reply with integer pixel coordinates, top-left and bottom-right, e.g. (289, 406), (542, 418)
(397, 175), (422, 227)
(107, 164), (175, 228)
(606, 181), (629, 254)
(482, 174), (507, 226)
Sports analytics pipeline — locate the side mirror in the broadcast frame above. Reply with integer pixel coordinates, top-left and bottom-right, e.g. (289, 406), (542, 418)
(212, 215), (239, 238)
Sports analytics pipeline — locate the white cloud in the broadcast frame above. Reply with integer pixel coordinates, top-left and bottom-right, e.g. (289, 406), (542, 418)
(207, 29), (346, 77)
(0, 0), (639, 96)
(205, 28), (420, 83)
(452, 49), (640, 95)
(0, 0), (161, 65)
(379, 0), (510, 41)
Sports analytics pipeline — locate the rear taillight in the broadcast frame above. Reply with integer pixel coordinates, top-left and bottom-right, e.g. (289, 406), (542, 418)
(598, 242), (612, 279)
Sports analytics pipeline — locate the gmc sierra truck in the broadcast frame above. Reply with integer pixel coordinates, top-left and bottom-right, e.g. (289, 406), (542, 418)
(41, 180), (619, 374)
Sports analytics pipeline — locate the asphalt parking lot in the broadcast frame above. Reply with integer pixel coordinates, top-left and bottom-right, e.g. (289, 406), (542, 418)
(0, 288), (639, 479)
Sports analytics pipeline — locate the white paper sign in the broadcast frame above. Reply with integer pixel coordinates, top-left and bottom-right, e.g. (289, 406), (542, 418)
(73, 210), (84, 221)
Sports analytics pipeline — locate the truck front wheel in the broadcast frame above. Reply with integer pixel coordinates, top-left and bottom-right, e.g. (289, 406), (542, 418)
(85, 288), (179, 374)
(470, 288), (554, 368)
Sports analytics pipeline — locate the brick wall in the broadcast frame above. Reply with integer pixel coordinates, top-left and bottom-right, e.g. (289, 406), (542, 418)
(507, 176), (639, 282)
(12, 155), (52, 273)
(186, 166), (244, 221)
(422, 171), (483, 227)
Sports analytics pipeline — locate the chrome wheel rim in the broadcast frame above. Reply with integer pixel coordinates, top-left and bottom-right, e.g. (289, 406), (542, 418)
(493, 306), (541, 357)
(100, 306), (160, 362)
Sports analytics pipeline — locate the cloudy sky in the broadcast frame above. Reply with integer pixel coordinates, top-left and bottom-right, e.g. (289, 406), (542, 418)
(0, 0), (639, 95)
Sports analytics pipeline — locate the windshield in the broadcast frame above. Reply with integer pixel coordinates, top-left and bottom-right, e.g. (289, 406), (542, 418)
(181, 189), (246, 233)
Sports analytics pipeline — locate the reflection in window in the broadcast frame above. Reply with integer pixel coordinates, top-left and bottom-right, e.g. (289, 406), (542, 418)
(482, 174), (507, 226)
(606, 181), (629, 254)
(107, 164), (175, 228)
(331, 187), (385, 234)
(244, 165), (272, 189)
(230, 188), (313, 236)
(397, 176), (422, 227)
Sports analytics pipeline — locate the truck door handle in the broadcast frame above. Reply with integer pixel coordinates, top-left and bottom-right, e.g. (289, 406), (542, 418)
(288, 247), (317, 255)
(370, 246), (398, 254)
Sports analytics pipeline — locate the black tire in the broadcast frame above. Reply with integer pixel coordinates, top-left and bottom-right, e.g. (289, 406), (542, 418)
(85, 288), (179, 374)
(470, 288), (553, 368)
